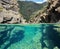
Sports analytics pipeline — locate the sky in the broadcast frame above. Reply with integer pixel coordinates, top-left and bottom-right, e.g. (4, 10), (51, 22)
(19, 0), (47, 3)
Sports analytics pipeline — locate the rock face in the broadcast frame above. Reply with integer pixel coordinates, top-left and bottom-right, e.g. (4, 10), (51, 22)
(0, 0), (60, 23)
(0, 0), (26, 24)
(29, 0), (60, 23)
(46, 0), (60, 23)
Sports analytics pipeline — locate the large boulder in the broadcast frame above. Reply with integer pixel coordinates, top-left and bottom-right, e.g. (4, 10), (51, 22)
(0, 0), (26, 24)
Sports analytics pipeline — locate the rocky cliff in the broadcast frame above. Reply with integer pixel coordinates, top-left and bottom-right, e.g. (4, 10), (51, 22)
(29, 0), (60, 23)
(0, 0), (60, 24)
(18, 1), (47, 21)
(0, 0), (26, 24)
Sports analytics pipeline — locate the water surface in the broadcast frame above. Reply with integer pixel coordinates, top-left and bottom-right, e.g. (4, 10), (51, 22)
(0, 24), (60, 49)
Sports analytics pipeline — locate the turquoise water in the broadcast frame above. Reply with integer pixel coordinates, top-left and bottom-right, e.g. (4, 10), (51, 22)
(0, 24), (60, 49)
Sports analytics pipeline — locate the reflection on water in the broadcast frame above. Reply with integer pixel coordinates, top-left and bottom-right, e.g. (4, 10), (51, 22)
(0, 24), (60, 49)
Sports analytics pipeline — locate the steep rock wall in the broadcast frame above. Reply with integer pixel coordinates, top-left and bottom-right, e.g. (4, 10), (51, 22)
(0, 0), (26, 24)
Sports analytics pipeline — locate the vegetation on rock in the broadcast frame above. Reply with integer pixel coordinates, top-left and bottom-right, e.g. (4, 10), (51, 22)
(18, 1), (47, 21)
(29, 0), (60, 23)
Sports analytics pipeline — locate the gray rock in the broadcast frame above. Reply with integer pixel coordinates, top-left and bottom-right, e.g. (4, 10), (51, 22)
(0, 0), (26, 24)
(54, 47), (59, 49)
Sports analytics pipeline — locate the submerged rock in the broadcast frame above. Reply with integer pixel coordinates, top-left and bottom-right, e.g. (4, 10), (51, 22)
(54, 46), (59, 49)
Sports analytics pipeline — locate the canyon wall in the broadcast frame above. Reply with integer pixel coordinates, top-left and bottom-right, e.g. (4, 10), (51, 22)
(0, 0), (26, 24)
(29, 0), (60, 23)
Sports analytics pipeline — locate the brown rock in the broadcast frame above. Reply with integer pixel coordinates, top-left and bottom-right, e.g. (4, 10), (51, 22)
(0, 0), (26, 24)
(55, 7), (60, 13)
(29, 0), (60, 23)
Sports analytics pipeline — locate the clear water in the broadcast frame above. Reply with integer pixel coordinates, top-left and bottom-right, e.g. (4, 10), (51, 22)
(0, 24), (60, 49)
